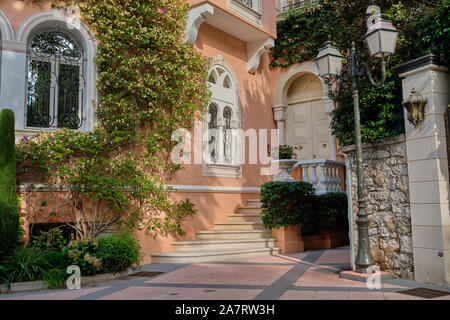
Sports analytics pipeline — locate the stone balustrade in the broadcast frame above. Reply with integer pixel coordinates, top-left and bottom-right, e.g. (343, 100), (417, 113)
(292, 159), (345, 194)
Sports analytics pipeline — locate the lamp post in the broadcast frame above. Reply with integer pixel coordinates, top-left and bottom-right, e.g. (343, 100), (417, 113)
(315, 5), (398, 273)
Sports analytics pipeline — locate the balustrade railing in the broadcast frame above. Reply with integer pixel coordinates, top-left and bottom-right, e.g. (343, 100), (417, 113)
(281, 0), (316, 13)
(291, 159), (345, 194)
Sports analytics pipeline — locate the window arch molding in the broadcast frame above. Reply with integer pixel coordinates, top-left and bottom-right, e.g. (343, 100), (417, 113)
(17, 11), (97, 132)
(203, 55), (242, 178)
(0, 10), (14, 42)
(207, 55), (241, 128)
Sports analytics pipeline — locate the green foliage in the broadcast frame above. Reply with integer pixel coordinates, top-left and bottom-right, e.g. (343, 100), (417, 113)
(46, 250), (70, 270)
(271, 0), (448, 145)
(0, 201), (20, 260)
(32, 228), (68, 251)
(17, 0), (210, 238)
(3, 246), (51, 283)
(0, 109), (17, 204)
(312, 192), (348, 234)
(97, 232), (142, 274)
(64, 238), (102, 276)
(43, 268), (66, 289)
(330, 69), (404, 146)
(260, 181), (315, 230)
(260, 181), (348, 236)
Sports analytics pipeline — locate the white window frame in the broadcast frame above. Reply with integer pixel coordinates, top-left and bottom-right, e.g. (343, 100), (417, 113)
(228, 0), (263, 26)
(203, 57), (242, 179)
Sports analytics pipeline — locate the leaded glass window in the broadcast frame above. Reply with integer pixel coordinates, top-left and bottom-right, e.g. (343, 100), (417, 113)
(26, 26), (86, 129)
(223, 107), (233, 164)
(208, 104), (218, 163)
(206, 65), (239, 165)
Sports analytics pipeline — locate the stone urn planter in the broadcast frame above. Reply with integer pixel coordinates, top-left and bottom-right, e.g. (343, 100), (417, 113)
(272, 159), (298, 182)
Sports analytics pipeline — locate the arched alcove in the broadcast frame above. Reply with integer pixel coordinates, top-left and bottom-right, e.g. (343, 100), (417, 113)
(285, 73), (331, 160)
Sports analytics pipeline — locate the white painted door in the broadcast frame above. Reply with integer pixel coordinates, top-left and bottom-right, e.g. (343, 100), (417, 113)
(286, 98), (330, 160)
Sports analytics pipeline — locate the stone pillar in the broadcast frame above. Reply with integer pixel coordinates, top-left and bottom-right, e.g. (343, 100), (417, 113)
(273, 105), (287, 146)
(396, 54), (450, 286)
(324, 98), (337, 160)
(0, 41), (27, 137)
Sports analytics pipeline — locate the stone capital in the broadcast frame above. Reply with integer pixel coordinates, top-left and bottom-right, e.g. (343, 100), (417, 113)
(272, 105), (287, 122)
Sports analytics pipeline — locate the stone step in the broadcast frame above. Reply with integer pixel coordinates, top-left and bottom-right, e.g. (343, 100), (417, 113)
(238, 206), (262, 214)
(214, 221), (265, 231)
(151, 247), (281, 264)
(227, 213), (262, 223)
(247, 199), (261, 207)
(172, 238), (277, 252)
(196, 230), (272, 240)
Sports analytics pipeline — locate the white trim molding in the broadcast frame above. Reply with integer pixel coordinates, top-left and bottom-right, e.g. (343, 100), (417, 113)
(166, 185), (260, 194)
(0, 10), (98, 133)
(229, 0), (263, 26)
(0, 10), (14, 41)
(18, 183), (261, 194)
(184, 3), (214, 46)
(203, 55), (243, 179)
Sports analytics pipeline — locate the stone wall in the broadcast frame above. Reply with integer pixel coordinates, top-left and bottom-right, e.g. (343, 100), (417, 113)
(342, 134), (414, 279)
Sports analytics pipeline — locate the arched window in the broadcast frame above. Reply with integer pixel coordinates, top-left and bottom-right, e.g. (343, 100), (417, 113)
(26, 25), (86, 129)
(205, 65), (239, 165)
(208, 103), (218, 163)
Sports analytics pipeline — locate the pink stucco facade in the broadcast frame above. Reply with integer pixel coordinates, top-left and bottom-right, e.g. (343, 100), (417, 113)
(0, 0), (341, 264)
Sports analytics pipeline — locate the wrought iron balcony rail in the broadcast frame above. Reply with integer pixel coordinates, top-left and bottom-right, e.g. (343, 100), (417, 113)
(281, 0), (316, 13)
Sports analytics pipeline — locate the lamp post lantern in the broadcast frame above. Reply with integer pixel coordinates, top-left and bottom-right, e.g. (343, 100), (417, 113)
(315, 5), (398, 273)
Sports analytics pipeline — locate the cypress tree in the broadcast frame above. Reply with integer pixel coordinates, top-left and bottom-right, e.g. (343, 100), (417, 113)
(0, 108), (19, 259)
(0, 108), (16, 203)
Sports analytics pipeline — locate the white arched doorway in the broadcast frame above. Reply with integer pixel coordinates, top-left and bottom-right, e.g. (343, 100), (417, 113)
(285, 73), (331, 160)
(272, 61), (337, 160)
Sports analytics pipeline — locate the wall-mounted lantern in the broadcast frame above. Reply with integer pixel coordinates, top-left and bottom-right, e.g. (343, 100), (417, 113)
(403, 88), (428, 127)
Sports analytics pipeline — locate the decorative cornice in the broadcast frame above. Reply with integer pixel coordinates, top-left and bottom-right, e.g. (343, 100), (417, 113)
(18, 183), (260, 194)
(1, 40), (27, 53)
(166, 185), (260, 193)
(395, 54), (447, 77)
(184, 4), (214, 46)
(247, 37), (274, 74)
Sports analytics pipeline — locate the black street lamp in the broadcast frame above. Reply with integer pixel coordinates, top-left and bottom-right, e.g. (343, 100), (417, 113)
(315, 5), (398, 273)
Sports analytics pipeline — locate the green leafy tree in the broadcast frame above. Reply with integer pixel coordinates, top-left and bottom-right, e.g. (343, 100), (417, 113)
(17, 0), (210, 239)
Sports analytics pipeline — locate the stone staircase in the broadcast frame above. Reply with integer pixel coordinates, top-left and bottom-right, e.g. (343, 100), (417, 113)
(151, 199), (280, 263)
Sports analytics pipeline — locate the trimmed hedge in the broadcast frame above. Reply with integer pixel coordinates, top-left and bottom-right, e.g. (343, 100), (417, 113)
(97, 232), (142, 274)
(260, 181), (348, 236)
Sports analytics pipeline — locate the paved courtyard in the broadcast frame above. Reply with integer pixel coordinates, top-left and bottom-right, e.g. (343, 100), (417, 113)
(1, 246), (449, 300)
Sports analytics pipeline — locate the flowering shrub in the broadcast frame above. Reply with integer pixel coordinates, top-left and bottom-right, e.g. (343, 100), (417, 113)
(65, 238), (102, 275)
(273, 145), (298, 160)
(18, 0), (210, 239)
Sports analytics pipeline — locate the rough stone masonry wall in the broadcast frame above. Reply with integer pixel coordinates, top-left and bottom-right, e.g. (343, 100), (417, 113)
(342, 134), (414, 279)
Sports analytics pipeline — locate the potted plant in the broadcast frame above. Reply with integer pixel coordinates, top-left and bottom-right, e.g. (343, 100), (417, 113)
(271, 145), (298, 181)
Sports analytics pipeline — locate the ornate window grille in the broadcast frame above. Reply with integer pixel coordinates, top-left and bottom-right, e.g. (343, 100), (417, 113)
(26, 26), (86, 129)
(206, 65), (238, 165)
(208, 104), (218, 163)
(223, 107), (233, 164)
(282, 0), (315, 13)
(235, 0), (253, 9)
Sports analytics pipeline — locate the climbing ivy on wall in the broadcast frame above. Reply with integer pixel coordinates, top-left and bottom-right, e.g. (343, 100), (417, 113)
(17, 0), (211, 239)
(271, 0), (448, 146)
